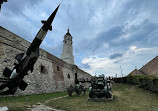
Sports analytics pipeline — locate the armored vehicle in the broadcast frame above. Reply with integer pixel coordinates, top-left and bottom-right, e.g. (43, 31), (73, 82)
(89, 74), (112, 99)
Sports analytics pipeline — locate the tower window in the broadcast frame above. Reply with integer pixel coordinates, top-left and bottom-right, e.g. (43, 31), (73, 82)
(65, 41), (66, 44)
(40, 65), (47, 74)
(67, 74), (70, 79)
(57, 66), (60, 71)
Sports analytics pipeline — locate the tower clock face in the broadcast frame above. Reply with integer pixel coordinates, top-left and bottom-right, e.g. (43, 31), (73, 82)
(66, 36), (71, 40)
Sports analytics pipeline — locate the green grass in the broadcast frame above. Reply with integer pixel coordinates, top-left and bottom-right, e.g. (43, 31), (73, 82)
(0, 91), (67, 111)
(0, 84), (157, 111)
(47, 83), (158, 111)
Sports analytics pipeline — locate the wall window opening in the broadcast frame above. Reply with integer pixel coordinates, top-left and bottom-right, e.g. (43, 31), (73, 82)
(40, 65), (47, 74)
(67, 74), (70, 79)
(57, 66), (60, 71)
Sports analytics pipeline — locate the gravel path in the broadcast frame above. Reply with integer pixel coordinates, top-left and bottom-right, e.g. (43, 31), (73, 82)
(27, 95), (68, 111)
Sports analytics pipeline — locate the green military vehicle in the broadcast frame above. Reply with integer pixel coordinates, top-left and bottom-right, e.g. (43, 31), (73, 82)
(89, 74), (112, 100)
(67, 84), (86, 96)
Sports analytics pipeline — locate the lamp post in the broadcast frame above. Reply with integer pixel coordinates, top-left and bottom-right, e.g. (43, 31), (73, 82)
(120, 65), (123, 77)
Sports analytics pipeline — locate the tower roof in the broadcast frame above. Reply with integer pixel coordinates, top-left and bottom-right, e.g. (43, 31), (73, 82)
(66, 28), (72, 36)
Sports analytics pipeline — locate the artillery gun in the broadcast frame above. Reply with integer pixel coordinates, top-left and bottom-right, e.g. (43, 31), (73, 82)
(67, 67), (90, 96)
(89, 74), (113, 100)
(67, 84), (86, 96)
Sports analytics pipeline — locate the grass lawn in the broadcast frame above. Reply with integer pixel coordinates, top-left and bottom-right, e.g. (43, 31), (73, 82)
(0, 83), (157, 111)
(0, 91), (67, 111)
(47, 83), (158, 111)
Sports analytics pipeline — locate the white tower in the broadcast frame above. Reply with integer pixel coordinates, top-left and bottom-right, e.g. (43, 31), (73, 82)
(60, 28), (74, 64)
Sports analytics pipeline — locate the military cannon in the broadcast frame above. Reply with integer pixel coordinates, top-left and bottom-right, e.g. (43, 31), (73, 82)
(89, 74), (112, 100)
(67, 84), (86, 96)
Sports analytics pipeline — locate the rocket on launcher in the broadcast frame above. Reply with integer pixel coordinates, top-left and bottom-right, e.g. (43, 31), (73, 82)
(0, 4), (60, 95)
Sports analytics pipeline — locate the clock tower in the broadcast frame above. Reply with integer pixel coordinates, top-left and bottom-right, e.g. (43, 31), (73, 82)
(60, 28), (74, 64)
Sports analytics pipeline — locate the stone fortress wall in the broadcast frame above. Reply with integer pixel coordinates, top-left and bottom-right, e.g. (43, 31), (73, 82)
(130, 56), (158, 76)
(0, 26), (92, 95)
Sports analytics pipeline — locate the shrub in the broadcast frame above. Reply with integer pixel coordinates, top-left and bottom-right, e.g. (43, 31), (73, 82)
(113, 75), (158, 93)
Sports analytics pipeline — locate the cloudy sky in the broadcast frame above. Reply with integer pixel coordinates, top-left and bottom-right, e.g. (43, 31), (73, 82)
(0, 0), (158, 77)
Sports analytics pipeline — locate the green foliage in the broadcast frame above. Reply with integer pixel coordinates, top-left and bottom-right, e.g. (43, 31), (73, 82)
(113, 75), (158, 93)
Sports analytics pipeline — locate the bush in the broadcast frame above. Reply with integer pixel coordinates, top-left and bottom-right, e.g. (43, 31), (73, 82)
(113, 77), (127, 83)
(113, 75), (158, 93)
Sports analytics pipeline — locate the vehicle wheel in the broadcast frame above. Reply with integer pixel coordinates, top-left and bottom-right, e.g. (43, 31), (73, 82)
(76, 89), (81, 95)
(107, 91), (112, 98)
(76, 85), (82, 95)
(84, 89), (86, 94)
(89, 92), (94, 98)
(68, 91), (72, 96)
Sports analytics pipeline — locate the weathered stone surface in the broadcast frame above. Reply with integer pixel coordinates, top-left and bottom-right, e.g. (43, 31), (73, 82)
(129, 69), (145, 76)
(0, 26), (92, 96)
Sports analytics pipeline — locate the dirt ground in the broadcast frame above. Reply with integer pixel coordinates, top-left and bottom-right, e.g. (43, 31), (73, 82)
(27, 96), (67, 111)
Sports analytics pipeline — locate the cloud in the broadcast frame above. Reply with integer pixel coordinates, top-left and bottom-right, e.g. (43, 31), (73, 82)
(81, 55), (120, 77)
(80, 63), (90, 69)
(76, 19), (158, 60)
(109, 53), (123, 59)
(81, 46), (158, 77)
(0, 0), (158, 77)
(2, 0), (43, 15)
(129, 46), (151, 53)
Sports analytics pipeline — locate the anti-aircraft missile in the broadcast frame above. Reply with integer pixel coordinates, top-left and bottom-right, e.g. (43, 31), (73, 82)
(9, 4), (60, 79)
(26, 4), (60, 56)
(0, 5), (60, 95)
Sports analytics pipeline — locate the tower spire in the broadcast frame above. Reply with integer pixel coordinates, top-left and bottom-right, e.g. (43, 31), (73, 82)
(68, 26), (69, 33)
(66, 26), (71, 36)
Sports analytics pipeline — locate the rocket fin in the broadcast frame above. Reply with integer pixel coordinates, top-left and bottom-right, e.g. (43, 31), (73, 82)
(15, 53), (24, 62)
(18, 80), (28, 91)
(3, 67), (12, 77)
(41, 20), (46, 24)
(49, 25), (52, 31)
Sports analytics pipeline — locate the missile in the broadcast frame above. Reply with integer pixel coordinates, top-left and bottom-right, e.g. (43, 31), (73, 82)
(0, 5), (60, 95)
(10, 4), (60, 79)
(26, 4), (60, 55)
